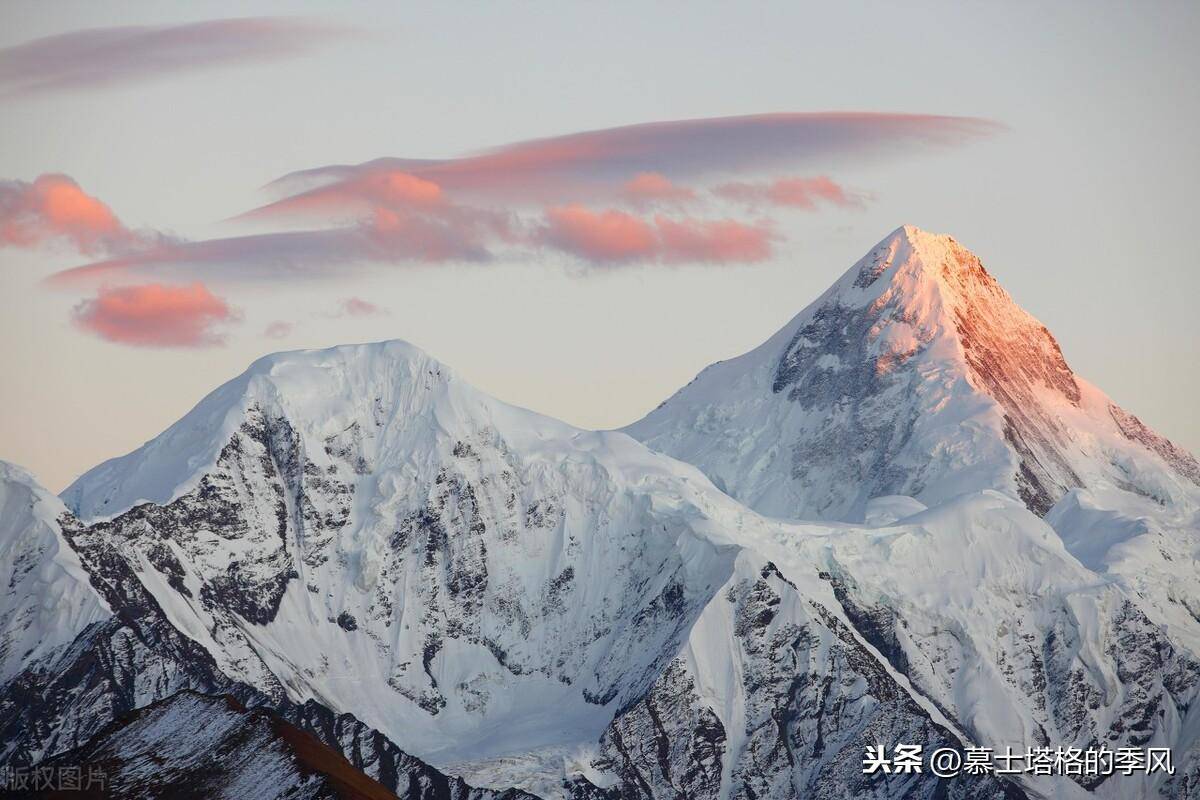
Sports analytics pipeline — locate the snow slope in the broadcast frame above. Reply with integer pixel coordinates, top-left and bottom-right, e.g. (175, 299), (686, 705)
(0, 461), (109, 687)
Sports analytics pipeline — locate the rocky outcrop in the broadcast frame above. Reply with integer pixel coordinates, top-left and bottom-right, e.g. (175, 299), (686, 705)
(578, 555), (1026, 800)
(22, 691), (402, 800)
(0, 467), (534, 799)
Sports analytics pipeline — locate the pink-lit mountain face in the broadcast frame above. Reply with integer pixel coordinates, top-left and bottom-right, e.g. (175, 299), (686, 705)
(626, 225), (1200, 522)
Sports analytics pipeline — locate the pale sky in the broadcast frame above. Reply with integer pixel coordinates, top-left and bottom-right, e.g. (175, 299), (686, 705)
(1, 1), (1197, 492)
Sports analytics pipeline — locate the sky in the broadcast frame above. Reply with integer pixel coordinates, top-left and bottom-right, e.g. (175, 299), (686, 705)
(1, 1), (1197, 492)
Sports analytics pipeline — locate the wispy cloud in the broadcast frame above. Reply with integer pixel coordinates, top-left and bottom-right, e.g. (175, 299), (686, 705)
(47, 210), (494, 286)
(260, 112), (1000, 210)
(621, 173), (698, 207)
(337, 297), (386, 317)
(0, 17), (356, 96)
(72, 282), (238, 347)
(238, 170), (445, 224)
(537, 205), (774, 264)
(43, 111), (1000, 283)
(714, 176), (864, 210)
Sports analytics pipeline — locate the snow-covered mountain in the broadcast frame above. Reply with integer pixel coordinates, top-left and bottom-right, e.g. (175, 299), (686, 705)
(0, 459), (531, 799)
(58, 342), (746, 770)
(625, 224), (1200, 522)
(624, 223), (1200, 694)
(2, 225), (1198, 799)
(5, 340), (1022, 798)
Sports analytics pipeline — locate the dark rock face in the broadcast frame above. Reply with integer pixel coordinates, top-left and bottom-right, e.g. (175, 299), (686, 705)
(770, 292), (935, 520)
(588, 660), (726, 800)
(851, 241), (898, 289)
(22, 691), (402, 800)
(577, 558), (1026, 800)
(19, 690), (540, 800)
(823, 568), (1200, 795)
(72, 406), (323, 633)
(0, 503), (530, 800)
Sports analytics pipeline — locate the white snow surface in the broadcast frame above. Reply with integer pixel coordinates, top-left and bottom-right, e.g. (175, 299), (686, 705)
(0, 461), (110, 686)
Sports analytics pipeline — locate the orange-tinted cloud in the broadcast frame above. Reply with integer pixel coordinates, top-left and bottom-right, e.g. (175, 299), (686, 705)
(714, 176), (863, 210)
(540, 206), (658, 262)
(0, 18), (356, 96)
(622, 173), (696, 206)
(241, 170), (444, 223)
(180, 113), (999, 276)
(34, 114), (999, 281)
(72, 282), (238, 347)
(655, 217), (774, 263)
(1, 174), (137, 254)
(264, 112), (1000, 210)
(538, 205), (773, 264)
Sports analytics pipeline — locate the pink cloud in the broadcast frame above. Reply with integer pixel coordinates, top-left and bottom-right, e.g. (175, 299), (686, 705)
(241, 170), (444, 223)
(35, 113), (999, 282)
(0, 18), (357, 95)
(714, 176), (863, 210)
(264, 112), (1000, 209)
(621, 172), (696, 206)
(339, 297), (385, 316)
(655, 217), (774, 263)
(72, 282), (238, 347)
(537, 205), (774, 264)
(540, 206), (657, 262)
(264, 320), (293, 338)
(1, 174), (138, 254)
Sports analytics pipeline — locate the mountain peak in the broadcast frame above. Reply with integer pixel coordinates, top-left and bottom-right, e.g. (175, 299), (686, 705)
(890, 222), (945, 244)
(61, 338), (466, 520)
(783, 224), (1078, 412)
(627, 225), (1199, 521)
(837, 223), (999, 299)
(242, 338), (448, 380)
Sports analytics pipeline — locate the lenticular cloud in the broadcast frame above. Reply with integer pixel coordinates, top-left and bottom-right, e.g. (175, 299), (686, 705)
(0, 17), (355, 95)
(42, 112), (1001, 282)
(72, 282), (238, 347)
(261, 112), (1001, 209)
